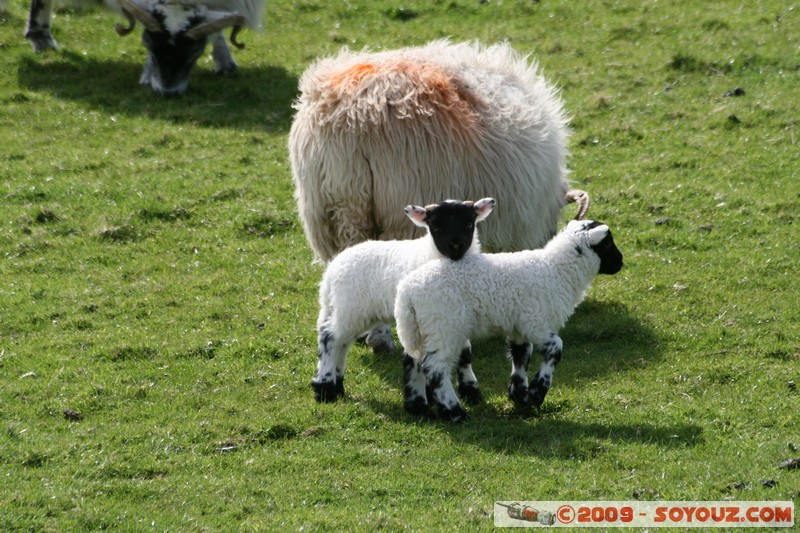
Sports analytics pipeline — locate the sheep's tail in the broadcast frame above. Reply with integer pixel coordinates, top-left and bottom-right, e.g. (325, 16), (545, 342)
(394, 289), (422, 357)
(565, 189), (590, 220)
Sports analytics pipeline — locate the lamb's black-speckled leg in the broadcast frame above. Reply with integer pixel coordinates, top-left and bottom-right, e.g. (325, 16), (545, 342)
(403, 353), (432, 418)
(311, 325), (349, 402)
(423, 350), (468, 422)
(507, 340), (532, 405)
(526, 333), (563, 407)
(456, 341), (483, 405)
(365, 323), (396, 354)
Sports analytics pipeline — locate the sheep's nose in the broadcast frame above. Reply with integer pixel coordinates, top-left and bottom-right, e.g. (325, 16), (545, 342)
(447, 242), (467, 259)
(449, 243), (464, 255)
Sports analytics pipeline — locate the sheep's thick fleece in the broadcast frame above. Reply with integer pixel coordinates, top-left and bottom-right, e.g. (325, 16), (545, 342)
(290, 39), (571, 262)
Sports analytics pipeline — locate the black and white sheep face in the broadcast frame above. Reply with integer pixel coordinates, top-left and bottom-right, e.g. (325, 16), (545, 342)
(140, 27), (207, 96)
(568, 220), (624, 275)
(405, 198), (495, 260)
(116, 0), (247, 96)
(25, 0), (253, 96)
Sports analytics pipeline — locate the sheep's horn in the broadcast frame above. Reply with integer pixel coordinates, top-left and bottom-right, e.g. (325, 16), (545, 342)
(114, 10), (136, 36)
(230, 26), (245, 50)
(565, 189), (590, 220)
(185, 12), (246, 45)
(117, 0), (162, 33)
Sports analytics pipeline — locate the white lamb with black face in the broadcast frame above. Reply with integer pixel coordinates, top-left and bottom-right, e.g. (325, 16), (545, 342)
(312, 198), (495, 403)
(394, 220), (624, 421)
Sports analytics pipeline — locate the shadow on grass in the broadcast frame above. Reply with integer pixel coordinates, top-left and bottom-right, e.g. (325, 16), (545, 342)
(357, 299), (697, 455)
(361, 390), (703, 457)
(361, 397), (703, 458)
(448, 417), (702, 457)
(16, 51), (298, 132)
(372, 395), (702, 457)
(556, 299), (663, 379)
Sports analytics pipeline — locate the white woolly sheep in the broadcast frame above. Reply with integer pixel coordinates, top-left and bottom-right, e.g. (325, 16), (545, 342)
(312, 198), (495, 403)
(394, 219), (623, 421)
(290, 39), (588, 352)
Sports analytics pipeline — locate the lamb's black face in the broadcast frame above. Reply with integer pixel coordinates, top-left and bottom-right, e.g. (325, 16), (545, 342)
(584, 221), (623, 275)
(425, 202), (477, 261)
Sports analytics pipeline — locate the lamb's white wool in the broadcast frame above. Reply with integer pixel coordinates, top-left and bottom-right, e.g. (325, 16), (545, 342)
(290, 39), (586, 264)
(312, 198), (494, 403)
(394, 219), (623, 421)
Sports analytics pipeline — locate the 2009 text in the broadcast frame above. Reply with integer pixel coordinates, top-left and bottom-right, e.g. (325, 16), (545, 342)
(575, 505), (634, 523)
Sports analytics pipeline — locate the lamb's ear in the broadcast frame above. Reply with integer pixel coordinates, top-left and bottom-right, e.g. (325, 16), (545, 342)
(404, 205), (429, 228)
(586, 224), (610, 245)
(473, 197), (496, 223)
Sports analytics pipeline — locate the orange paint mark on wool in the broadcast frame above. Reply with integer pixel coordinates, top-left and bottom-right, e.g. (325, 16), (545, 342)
(324, 58), (480, 132)
(328, 62), (377, 92)
(391, 60), (480, 130)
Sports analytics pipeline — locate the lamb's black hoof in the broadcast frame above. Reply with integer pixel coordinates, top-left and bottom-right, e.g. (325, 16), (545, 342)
(312, 379), (344, 403)
(526, 387), (547, 408)
(404, 397), (433, 419)
(458, 382), (484, 405)
(508, 376), (529, 405)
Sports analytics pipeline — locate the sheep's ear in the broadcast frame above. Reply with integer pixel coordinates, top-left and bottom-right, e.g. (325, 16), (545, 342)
(473, 197), (496, 223)
(586, 224), (610, 245)
(404, 205), (429, 227)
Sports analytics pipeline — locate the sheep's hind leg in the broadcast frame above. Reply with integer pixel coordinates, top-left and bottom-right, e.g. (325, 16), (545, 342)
(526, 333), (563, 407)
(312, 325), (348, 402)
(456, 341), (483, 405)
(403, 353), (432, 418)
(507, 340), (533, 405)
(423, 350), (468, 422)
(365, 323), (396, 353)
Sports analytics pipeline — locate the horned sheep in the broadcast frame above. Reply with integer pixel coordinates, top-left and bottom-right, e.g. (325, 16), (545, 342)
(289, 39), (588, 352)
(394, 219), (623, 421)
(24, 0), (264, 95)
(312, 198), (494, 403)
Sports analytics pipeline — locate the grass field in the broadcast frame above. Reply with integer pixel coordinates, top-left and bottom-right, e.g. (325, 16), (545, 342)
(1, 0), (799, 529)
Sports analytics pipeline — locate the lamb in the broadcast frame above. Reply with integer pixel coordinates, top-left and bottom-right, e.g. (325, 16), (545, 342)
(290, 39), (588, 352)
(312, 198), (495, 403)
(394, 219), (623, 421)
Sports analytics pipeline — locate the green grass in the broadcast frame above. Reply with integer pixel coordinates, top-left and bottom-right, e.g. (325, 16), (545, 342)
(1, 0), (799, 529)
